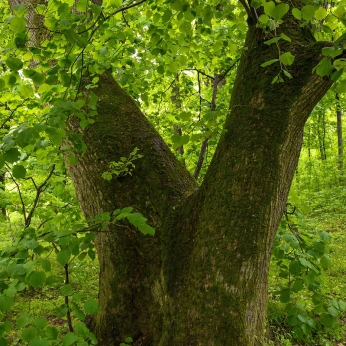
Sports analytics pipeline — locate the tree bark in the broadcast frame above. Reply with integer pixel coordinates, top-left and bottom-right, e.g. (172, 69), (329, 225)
(65, 71), (197, 344)
(0, 172), (6, 216)
(336, 94), (343, 170)
(158, 23), (332, 346)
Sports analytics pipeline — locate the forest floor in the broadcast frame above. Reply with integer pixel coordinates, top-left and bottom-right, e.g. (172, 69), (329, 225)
(1, 189), (346, 345)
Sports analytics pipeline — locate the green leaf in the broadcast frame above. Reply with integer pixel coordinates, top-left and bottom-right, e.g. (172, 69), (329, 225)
(287, 315), (299, 326)
(12, 165), (26, 179)
(9, 16), (26, 33)
(280, 52), (295, 66)
(338, 300), (346, 311)
(314, 7), (327, 20)
(320, 313), (334, 326)
(280, 290), (291, 303)
(19, 84), (34, 98)
(162, 9), (172, 24)
(62, 332), (78, 346)
(258, 14), (269, 24)
(57, 249), (71, 266)
(280, 33), (291, 42)
(316, 58), (332, 77)
(29, 339), (49, 346)
(33, 317), (47, 330)
(261, 59), (278, 67)
(6, 57), (23, 71)
(179, 111), (192, 121)
(292, 8), (301, 20)
(64, 29), (87, 48)
(0, 296), (14, 312)
(39, 259), (51, 272)
(320, 255), (332, 268)
(22, 326), (38, 342)
(76, 0), (87, 12)
(318, 231), (332, 242)
(272, 3), (289, 20)
(60, 284), (73, 296)
(46, 326), (58, 340)
(84, 300), (99, 315)
(74, 322), (88, 336)
(0, 337), (7, 346)
(23, 70), (45, 86)
(301, 5), (316, 21)
(29, 271), (46, 288)
(125, 337), (133, 343)
(289, 260), (301, 275)
(337, 81), (346, 94)
(98, 47), (108, 57)
(68, 154), (78, 165)
(327, 306), (340, 317)
(292, 279), (304, 291)
(264, 37), (281, 46)
(293, 326), (303, 340)
(16, 314), (31, 329)
(264, 1), (275, 17)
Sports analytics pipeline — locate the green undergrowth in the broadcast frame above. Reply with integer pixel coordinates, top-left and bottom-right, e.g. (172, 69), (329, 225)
(0, 224), (99, 345)
(268, 191), (346, 346)
(1, 190), (346, 345)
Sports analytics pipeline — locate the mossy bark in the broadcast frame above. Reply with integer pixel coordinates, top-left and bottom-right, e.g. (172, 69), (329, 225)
(65, 71), (197, 344)
(158, 20), (332, 346)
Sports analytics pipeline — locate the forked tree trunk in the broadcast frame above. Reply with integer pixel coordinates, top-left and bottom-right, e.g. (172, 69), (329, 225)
(66, 24), (332, 345)
(8, 0), (334, 343)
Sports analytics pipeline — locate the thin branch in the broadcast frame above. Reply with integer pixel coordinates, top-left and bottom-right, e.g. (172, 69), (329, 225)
(105, 0), (148, 21)
(194, 61), (238, 180)
(5, 164), (26, 224)
(26, 164), (55, 227)
(0, 99), (28, 130)
(246, 0), (258, 22)
(184, 69), (214, 80)
(197, 71), (202, 120)
(24, 177), (38, 190)
(37, 218), (53, 231)
(238, 0), (252, 19)
(193, 137), (210, 180)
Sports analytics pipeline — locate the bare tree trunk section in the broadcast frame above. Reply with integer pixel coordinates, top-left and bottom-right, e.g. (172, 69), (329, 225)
(336, 93), (343, 170)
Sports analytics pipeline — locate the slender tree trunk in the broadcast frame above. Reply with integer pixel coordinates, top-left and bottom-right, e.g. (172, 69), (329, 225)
(171, 78), (185, 158)
(0, 172), (6, 216)
(336, 94), (343, 170)
(317, 112), (327, 160)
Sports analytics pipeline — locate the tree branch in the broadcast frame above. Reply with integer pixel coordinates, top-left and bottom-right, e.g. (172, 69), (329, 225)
(25, 164), (55, 227)
(238, 0), (252, 19)
(6, 165), (26, 224)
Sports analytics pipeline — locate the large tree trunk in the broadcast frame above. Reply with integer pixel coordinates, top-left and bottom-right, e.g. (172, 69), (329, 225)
(158, 25), (332, 346)
(66, 25), (332, 345)
(65, 72), (197, 344)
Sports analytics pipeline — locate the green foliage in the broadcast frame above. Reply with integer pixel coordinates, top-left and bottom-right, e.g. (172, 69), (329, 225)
(0, 0), (344, 343)
(102, 147), (143, 180)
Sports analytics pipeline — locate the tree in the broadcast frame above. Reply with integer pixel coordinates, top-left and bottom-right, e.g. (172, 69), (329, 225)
(2, 0), (345, 345)
(336, 93), (343, 170)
